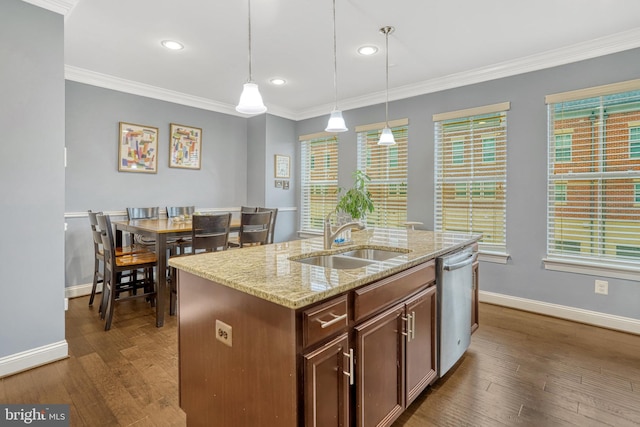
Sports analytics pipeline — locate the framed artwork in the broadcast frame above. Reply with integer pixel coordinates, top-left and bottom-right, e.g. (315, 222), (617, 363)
(275, 180), (283, 188)
(169, 123), (202, 169)
(283, 180), (290, 190)
(118, 122), (158, 173)
(275, 154), (290, 178)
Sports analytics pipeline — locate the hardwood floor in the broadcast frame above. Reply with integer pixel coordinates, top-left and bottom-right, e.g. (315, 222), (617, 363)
(2, 295), (639, 426)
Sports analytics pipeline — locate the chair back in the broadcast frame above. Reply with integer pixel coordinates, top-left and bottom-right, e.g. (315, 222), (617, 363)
(191, 213), (232, 252)
(127, 207), (160, 220)
(88, 210), (104, 250)
(96, 214), (116, 269)
(166, 206), (195, 218)
(257, 207), (278, 244)
(240, 206), (258, 213)
(239, 211), (272, 247)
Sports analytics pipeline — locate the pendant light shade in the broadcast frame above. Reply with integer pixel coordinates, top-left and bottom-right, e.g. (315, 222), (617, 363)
(325, 0), (348, 132)
(378, 127), (395, 145)
(236, 0), (266, 115)
(326, 109), (348, 132)
(236, 82), (266, 115)
(378, 26), (395, 145)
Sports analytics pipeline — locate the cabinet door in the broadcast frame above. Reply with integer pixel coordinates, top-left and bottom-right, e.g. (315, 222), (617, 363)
(304, 333), (350, 427)
(355, 303), (405, 427)
(404, 285), (437, 406)
(471, 260), (479, 334)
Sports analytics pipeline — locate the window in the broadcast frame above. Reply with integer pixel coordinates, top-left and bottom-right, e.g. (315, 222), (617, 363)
(545, 80), (640, 271)
(355, 119), (408, 228)
(434, 102), (509, 253)
(631, 126), (640, 159)
(555, 133), (572, 162)
(300, 132), (338, 233)
(482, 137), (496, 162)
(452, 138), (464, 164)
(554, 182), (567, 203)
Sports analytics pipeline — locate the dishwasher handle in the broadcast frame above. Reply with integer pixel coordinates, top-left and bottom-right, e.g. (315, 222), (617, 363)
(443, 252), (476, 271)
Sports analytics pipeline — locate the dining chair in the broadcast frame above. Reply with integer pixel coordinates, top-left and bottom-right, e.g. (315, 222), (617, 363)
(168, 212), (232, 315)
(227, 206), (260, 247)
(166, 205), (196, 254)
(257, 207), (278, 244)
(97, 214), (158, 331)
(87, 210), (148, 310)
(234, 211), (273, 248)
(126, 207), (160, 248)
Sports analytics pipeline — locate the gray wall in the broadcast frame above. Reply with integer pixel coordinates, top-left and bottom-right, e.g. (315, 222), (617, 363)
(296, 48), (640, 321)
(0, 0), (66, 358)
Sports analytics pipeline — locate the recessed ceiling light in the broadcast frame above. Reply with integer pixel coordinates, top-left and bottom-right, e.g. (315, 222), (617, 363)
(270, 78), (286, 86)
(358, 46), (378, 56)
(161, 40), (184, 50)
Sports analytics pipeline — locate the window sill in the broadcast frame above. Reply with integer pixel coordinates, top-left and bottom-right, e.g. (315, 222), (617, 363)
(543, 257), (640, 281)
(478, 251), (510, 264)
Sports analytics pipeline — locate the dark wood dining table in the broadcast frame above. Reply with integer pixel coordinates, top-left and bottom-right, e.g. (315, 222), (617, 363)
(114, 217), (241, 327)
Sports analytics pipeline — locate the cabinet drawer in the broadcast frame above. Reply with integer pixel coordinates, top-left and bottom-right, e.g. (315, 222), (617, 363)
(302, 295), (349, 348)
(354, 260), (435, 323)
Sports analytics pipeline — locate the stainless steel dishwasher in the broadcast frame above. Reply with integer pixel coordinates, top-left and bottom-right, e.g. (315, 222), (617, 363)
(436, 247), (475, 377)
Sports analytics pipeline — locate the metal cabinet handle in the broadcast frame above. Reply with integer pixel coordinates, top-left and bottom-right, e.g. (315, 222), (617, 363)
(402, 314), (413, 341)
(317, 313), (347, 329)
(411, 311), (416, 340)
(343, 348), (354, 385)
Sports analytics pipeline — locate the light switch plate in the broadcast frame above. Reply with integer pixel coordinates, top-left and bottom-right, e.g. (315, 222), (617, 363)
(215, 319), (233, 347)
(595, 280), (608, 295)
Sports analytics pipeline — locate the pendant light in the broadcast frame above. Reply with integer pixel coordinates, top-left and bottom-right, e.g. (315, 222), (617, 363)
(236, 0), (267, 115)
(378, 26), (395, 145)
(325, 0), (348, 132)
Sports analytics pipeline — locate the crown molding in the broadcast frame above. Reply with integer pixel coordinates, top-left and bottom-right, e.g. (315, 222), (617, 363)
(22, 0), (77, 15)
(64, 65), (298, 120)
(293, 27), (640, 121)
(65, 28), (640, 122)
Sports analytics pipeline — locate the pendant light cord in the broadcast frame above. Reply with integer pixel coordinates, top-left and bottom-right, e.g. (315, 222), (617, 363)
(384, 26), (390, 127)
(247, 0), (253, 82)
(332, 0), (338, 109)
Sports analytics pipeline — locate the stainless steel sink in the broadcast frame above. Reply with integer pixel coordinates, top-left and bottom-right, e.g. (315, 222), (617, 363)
(340, 247), (409, 261)
(292, 254), (374, 269)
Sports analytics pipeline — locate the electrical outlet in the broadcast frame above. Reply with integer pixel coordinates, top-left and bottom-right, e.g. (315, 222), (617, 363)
(595, 280), (608, 295)
(215, 319), (233, 347)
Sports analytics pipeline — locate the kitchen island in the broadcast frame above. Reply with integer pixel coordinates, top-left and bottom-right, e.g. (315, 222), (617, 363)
(169, 228), (480, 427)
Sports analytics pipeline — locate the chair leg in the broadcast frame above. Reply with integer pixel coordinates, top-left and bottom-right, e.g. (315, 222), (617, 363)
(89, 258), (102, 306)
(103, 276), (116, 330)
(169, 268), (177, 316)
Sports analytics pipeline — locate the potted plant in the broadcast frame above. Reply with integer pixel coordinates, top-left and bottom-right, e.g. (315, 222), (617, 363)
(335, 170), (374, 222)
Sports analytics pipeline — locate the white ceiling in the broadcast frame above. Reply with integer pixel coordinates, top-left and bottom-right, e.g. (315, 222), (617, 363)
(61, 0), (640, 120)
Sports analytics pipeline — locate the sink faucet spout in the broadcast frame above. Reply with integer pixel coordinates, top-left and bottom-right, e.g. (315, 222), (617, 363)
(324, 212), (364, 250)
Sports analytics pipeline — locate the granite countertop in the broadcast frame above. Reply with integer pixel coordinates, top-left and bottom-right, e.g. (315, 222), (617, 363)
(169, 228), (480, 309)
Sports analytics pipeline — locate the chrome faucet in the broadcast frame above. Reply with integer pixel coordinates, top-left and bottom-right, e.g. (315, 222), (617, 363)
(324, 212), (364, 250)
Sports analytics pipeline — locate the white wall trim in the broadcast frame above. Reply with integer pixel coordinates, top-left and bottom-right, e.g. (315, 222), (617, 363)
(64, 206), (297, 219)
(0, 341), (68, 378)
(65, 282), (99, 299)
(480, 290), (640, 335)
(21, 0), (77, 15)
(64, 28), (640, 122)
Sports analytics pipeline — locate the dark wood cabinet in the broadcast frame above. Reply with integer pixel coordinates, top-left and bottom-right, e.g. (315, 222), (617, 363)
(304, 333), (350, 427)
(355, 303), (406, 427)
(178, 253), (477, 427)
(404, 286), (437, 406)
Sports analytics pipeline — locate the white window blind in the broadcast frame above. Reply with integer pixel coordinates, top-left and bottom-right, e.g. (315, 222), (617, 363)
(546, 82), (640, 267)
(434, 103), (509, 253)
(300, 133), (339, 233)
(356, 120), (408, 228)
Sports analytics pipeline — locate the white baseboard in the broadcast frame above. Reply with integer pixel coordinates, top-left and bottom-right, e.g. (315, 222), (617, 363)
(0, 341), (68, 378)
(480, 290), (640, 335)
(65, 282), (99, 299)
